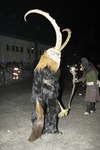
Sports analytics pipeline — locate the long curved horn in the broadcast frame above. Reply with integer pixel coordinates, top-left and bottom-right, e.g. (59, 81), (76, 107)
(60, 28), (71, 51)
(24, 9), (62, 51)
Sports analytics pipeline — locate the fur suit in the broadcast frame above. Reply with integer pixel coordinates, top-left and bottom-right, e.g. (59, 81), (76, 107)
(24, 9), (71, 142)
(31, 51), (61, 139)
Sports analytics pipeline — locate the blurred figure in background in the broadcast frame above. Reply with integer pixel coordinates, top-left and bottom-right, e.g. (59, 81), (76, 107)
(75, 57), (100, 115)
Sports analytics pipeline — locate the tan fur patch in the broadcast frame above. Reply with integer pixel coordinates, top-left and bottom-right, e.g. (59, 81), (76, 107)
(35, 51), (58, 72)
(28, 100), (44, 142)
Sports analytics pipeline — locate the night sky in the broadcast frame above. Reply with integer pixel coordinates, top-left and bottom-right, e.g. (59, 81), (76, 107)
(0, 0), (100, 63)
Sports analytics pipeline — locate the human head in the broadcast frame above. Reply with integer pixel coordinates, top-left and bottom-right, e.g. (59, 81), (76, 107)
(81, 58), (89, 68)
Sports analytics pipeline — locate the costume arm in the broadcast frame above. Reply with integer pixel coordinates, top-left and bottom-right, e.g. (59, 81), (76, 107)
(78, 76), (86, 83)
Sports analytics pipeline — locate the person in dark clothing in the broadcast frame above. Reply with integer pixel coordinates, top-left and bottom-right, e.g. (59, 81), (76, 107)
(75, 58), (100, 115)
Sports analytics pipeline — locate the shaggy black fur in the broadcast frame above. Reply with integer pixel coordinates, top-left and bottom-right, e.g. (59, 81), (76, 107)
(31, 66), (61, 134)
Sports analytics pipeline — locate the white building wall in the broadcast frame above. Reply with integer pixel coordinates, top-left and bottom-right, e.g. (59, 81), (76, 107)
(0, 34), (51, 64)
(0, 35), (35, 63)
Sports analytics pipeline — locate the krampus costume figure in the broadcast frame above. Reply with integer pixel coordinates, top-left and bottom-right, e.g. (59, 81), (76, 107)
(24, 9), (71, 142)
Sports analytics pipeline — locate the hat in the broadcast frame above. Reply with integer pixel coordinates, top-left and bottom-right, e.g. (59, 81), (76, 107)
(81, 58), (89, 68)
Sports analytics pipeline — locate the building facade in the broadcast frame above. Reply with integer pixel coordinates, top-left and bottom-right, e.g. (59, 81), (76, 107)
(0, 33), (51, 64)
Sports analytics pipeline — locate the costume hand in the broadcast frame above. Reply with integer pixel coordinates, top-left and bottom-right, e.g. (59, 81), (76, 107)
(73, 78), (78, 83)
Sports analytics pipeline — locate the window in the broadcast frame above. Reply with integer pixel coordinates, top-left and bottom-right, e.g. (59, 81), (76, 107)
(40, 50), (42, 55)
(12, 45), (15, 52)
(6, 44), (10, 51)
(21, 47), (23, 53)
(27, 48), (30, 54)
(31, 48), (34, 54)
(16, 46), (19, 52)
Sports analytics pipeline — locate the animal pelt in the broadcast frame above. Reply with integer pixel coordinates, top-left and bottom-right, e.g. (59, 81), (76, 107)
(28, 51), (61, 142)
(24, 9), (71, 142)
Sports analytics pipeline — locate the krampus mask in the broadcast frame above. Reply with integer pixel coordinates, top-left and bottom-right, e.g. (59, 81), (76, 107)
(24, 9), (71, 142)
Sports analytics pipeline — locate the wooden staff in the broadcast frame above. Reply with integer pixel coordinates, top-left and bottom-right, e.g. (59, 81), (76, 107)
(58, 66), (78, 117)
